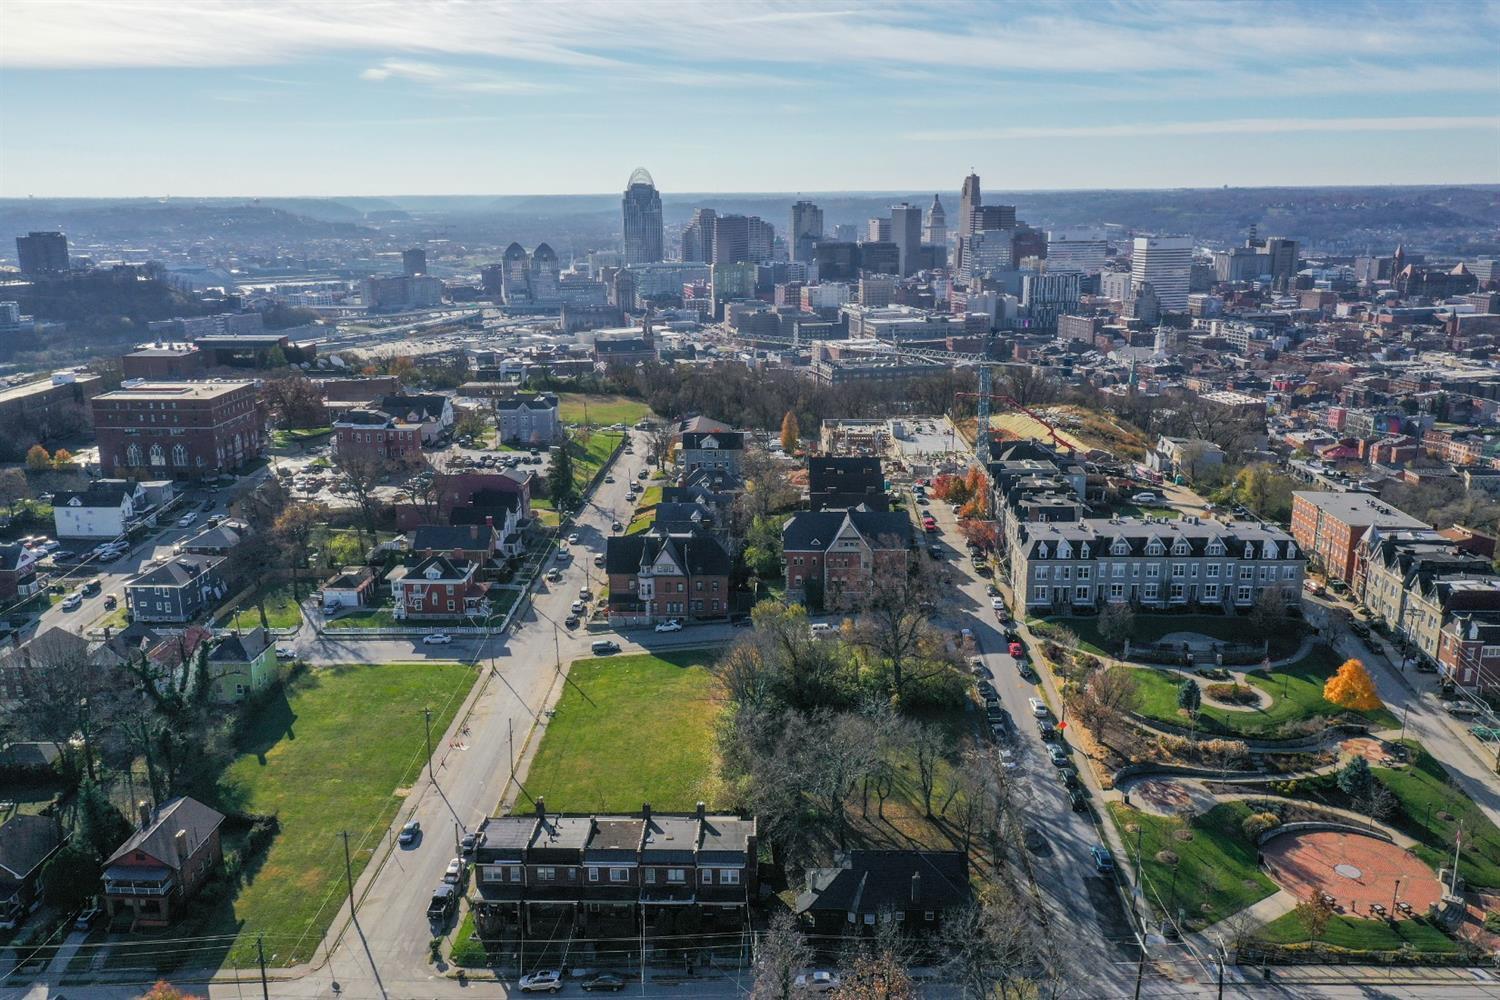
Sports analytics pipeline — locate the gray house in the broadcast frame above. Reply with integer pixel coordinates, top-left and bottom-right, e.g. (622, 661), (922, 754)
(496, 393), (560, 445)
(125, 555), (229, 623)
(679, 431), (745, 478)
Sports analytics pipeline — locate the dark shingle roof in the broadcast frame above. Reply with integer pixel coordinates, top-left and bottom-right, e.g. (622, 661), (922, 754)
(410, 523), (496, 553)
(104, 796), (224, 871)
(808, 457), (883, 496)
(782, 510), (913, 552)
(209, 627), (271, 664)
(0, 815), (64, 881)
(681, 431), (745, 452)
(379, 394), (448, 421)
(793, 850), (969, 916)
(606, 527), (731, 577)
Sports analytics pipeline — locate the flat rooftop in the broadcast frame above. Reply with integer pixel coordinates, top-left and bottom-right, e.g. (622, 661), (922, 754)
(0, 373), (100, 404)
(97, 380), (257, 401)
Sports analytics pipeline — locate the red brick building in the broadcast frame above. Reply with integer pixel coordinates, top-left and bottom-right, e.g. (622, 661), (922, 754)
(121, 344), (207, 380)
(103, 797), (224, 928)
(387, 556), (489, 620)
(782, 509), (915, 608)
(394, 470), (533, 531)
(1438, 611), (1500, 694)
(1289, 491), (1426, 584)
(604, 526), (732, 624)
(93, 380), (265, 480)
(332, 408), (423, 464)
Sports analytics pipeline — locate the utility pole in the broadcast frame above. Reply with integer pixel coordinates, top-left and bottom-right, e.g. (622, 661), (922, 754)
(1400, 702), (1409, 744)
(424, 706), (434, 782)
(325, 929), (341, 995)
(342, 830), (356, 917)
(256, 933), (270, 1000)
(455, 820), (461, 855)
(509, 717), (515, 785)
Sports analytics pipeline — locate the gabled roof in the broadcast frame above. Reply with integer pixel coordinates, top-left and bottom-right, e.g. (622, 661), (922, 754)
(411, 523), (497, 553)
(128, 554), (224, 588)
(209, 627), (271, 664)
(496, 393), (558, 412)
(782, 510), (914, 552)
(53, 480), (139, 509)
(105, 796), (224, 871)
(0, 815), (64, 882)
(378, 394), (449, 421)
(397, 554), (476, 583)
(793, 850), (969, 916)
(605, 527), (731, 577)
(808, 456), (883, 495)
(681, 431), (746, 451)
(0, 542), (35, 573)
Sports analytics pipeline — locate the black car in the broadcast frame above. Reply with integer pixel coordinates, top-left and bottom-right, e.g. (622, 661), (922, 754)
(565, 615), (580, 629)
(1004, 628), (1022, 644)
(977, 681), (998, 701)
(581, 973), (627, 992)
(1349, 620), (1372, 639)
(1017, 662), (1038, 682)
(1068, 786), (1089, 812)
(1037, 719), (1057, 740)
(427, 884), (458, 926)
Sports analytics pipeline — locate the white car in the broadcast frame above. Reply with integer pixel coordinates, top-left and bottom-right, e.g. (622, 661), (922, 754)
(654, 619), (682, 633)
(567, 533), (580, 544)
(443, 857), (466, 883)
(1028, 697), (1049, 718)
(794, 972), (841, 993)
(998, 748), (1020, 769)
(990, 596), (1006, 611)
(520, 970), (564, 993)
(571, 600), (586, 614)
(61, 593), (83, 611)
(1130, 492), (1160, 503)
(177, 514), (196, 528)
(809, 622), (834, 636)
(275, 646), (296, 660)
(423, 633), (453, 645)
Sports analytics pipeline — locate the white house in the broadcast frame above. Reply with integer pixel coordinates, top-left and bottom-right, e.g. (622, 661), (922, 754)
(52, 480), (146, 539)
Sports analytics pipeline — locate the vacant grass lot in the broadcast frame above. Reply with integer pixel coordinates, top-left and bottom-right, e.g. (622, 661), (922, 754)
(1038, 613), (1303, 660)
(570, 430), (624, 492)
(1131, 645), (1397, 739)
(1107, 801), (1277, 930)
(219, 663), (474, 964)
(558, 393), (651, 427)
(519, 650), (720, 813)
(226, 582), (303, 630)
(1254, 910), (1457, 953)
(1377, 741), (1500, 890)
(627, 486), (664, 535)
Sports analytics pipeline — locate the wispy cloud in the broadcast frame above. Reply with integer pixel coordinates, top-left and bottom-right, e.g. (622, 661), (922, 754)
(359, 59), (554, 94)
(903, 115), (1500, 142)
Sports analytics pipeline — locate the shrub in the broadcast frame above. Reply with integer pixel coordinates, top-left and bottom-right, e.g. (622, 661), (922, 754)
(1485, 912), (1500, 934)
(1242, 811), (1282, 840)
(1205, 682), (1260, 706)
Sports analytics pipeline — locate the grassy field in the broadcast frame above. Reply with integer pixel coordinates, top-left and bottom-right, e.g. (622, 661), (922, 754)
(558, 393), (651, 427)
(1037, 613), (1304, 660)
(627, 485), (664, 534)
(218, 663), (474, 965)
(570, 430), (624, 492)
(1254, 910), (1458, 952)
(1376, 741), (1500, 889)
(270, 427), (332, 448)
(226, 583), (304, 630)
(519, 650), (720, 813)
(1131, 645), (1397, 739)
(1107, 801), (1277, 930)
(1111, 502), (1181, 520)
(965, 405), (1147, 459)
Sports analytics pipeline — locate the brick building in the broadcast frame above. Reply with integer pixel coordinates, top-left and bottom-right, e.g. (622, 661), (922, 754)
(0, 371), (103, 439)
(121, 344), (206, 380)
(1439, 611), (1500, 694)
(387, 556), (489, 620)
(332, 408), (423, 465)
(103, 797), (224, 928)
(93, 380), (265, 480)
(782, 509), (915, 608)
(605, 526), (732, 624)
(1289, 491), (1427, 585)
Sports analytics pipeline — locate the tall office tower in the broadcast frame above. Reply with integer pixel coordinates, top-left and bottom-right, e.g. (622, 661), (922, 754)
(480, 263), (505, 300)
(402, 247), (427, 277)
(622, 167), (664, 264)
(959, 173), (981, 239)
(833, 223), (858, 242)
(16, 231), (69, 276)
(1045, 232), (1108, 275)
(890, 202), (923, 276)
(959, 230), (1014, 282)
(500, 242), (532, 304)
(1011, 225), (1046, 267)
(682, 208), (717, 263)
(867, 218), (891, 242)
(923, 194), (947, 247)
(748, 217), (775, 262)
(813, 241), (860, 282)
(711, 214), (751, 264)
(789, 200), (823, 263)
(530, 243), (560, 303)
(1131, 235), (1192, 312)
(1021, 272), (1081, 327)
(974, 204), (1016, 231)
(857, 240), (900, 276)
(1264, 237), (1299, 289)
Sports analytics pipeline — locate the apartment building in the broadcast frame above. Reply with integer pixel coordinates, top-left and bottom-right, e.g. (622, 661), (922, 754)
(1438, 611), (1500, 693)
(782, 509), (914, 608)
(386, 555), (489, 620)
(604, 526), (732, 624)
(93, 380), (264, 479)
(1289, 491), (1427, 584)
(495, 393), (560, 445)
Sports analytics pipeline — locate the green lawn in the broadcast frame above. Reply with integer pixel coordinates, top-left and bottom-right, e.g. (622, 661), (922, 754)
(323, 606), (400, 629)
(450, 909), (487, 967)
(558, 393), (651, 427)
(570, 430), (624, 492)
(226, 582), (304, 630)
(1376, 741), (1500, 890)
(1112, 503), (1180, 521)
(1038, 613), (1303, 660)
(89, 603), (130, 632)
(215, 663), (475, 965)
(1254, 910), (1458, 953)
(1107, 801), (1278, 930)
(1131, 644), (1397, 739)
(519, 650), (720, 813)
(270, 426), (332, 448)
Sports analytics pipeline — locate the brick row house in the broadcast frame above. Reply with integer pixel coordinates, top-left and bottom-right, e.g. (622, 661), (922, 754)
(332, 408), (424, 464)
(387, 555), (490, 620)
(782, 509), (914, 609)
(1357, 526), (1500, 667)
(1289, 491), (1426, 585)
(1439, 611), (1500, 693)
(93, 380), (265, 480)
(469, 801), (755, 939)
(103, 797), (224, 928)
(605, 526), (732, 624)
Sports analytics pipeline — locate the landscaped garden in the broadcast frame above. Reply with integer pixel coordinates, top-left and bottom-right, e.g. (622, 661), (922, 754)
(1036, 613), (1305, 661)
(1106, 801), (1279, 930)
(1252, 909), (1459, 954)
(558, 393), (651, 427)
(519, 650), (721, 813)
(1375, 741), (1500, 890)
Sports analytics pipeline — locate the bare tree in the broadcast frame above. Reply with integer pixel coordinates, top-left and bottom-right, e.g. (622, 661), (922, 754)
(940, 885), (1053, 1000)
(1075, 664), (1141, 748)
(332, 449), (390, 542)
(12, 631), (125, 782)
(908, 720), (947, 819)
(751, 910), (812, 1000)
(642, 423), (672, 471)
(856, 554), (956, 703)
(829, 949), (916, 1000)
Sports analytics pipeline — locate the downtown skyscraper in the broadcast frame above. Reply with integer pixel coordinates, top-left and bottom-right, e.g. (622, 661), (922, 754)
(789, 200), (823, 263)
(622, 167), (664, 264)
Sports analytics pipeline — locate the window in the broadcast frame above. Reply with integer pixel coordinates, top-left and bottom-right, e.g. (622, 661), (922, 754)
(1032, 585), (1048, 602)
(1239, 566), (1253, 579)
(667, 868), (686, 883)
(701, 869), (713, 884)
(1206, 564), (1219, 578)
(447, 600), (456, 611)
(1059, 566), (1071, 580)
(1112, 564), (1125, 578)
(611, 868), (629, 883)
(589, 867), (599, 882)
(1282, 566), (1297, 580)
(1143, 583), (1159, 601)
(721, 868), (740, 885)
(537, 867), (556, 881)
(1203, 584), (1219, 601)
(924, 911), (936, 921)
(1237, 586), (1252, 603)
(1146, 541), (1164, 556)
(1034, 566), (1049, 580)
(1171, 563), (1185, 578)
(1078, 567), (1091, 580)
(1109, 583), (1125, 600)
(1170, 583), (1185, 600)
(1075, 586), (1091, 601)
(644, 869), (656, 884)
(1146, 564), (1160, 578)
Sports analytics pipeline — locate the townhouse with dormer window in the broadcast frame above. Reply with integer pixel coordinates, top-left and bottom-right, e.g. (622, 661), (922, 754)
(604, 525), (732, 624)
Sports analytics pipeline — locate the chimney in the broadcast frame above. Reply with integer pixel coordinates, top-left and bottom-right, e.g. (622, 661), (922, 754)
(174, 829), (189, 867)
(138, 801), (153, 831)
(696, 801), (706, 821)
(535, 796), (546, 818)
(642, 801), (652, 822)
(911, 872), (921, 904)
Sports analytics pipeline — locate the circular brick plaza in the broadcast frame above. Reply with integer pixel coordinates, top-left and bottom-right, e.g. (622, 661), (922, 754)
(1262, 829), (1442, 919)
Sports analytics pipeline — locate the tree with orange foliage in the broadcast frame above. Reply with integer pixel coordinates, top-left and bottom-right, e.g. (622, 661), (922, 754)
(138, 983), (204, 1000)
(1323, 658), (1384, 712)
(779, 411), (800, 453)
(959, 468), (991, 518)
(931, 474), (969, 504)
(828, 950), (916, 1000)
(958, 519), (1000, 551)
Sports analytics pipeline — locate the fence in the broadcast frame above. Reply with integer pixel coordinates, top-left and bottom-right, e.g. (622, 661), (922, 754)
(1124, 639), (1268, 667)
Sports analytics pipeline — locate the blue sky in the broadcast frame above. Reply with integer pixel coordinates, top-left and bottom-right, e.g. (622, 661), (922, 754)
(1, 0), (1497, 197)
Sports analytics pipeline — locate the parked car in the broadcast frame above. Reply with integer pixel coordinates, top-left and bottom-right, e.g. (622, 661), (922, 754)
(103, 594), (118, 610)
(612, 521), (624, 532)
(75, 905), (102, 930)
(582, 973), (627, 992)
(970, 658), (992, 679)
(443, 857), (467, 883)
(809, 622), (835, 636)
(579, 587), (592, 600)
(177, 513), (197, 528)
(61, 593), (83, 611)
(460, 832), (481, 856)
(637, 470), (648, 480)
(654, 619), (683, 633)
(1068, 786), (1089, 812)
(1028, 698), (1049, 718)
(1008, 641), (1025, 659)
(990, 596), (1006, 611)
(275, 646), (296, 660)
(1130, 492), (1159, 503)
(794, 972), (842, 993)
(591, 639), (620, 655)
(998, 748), (1019, 769)
(568, 533), (580, 544)
(546, 568), (563, 582)
(427, 883), (458, 926)
(593, 553), (605, 567)
(423, 633), (453, 645)
(520, 970), (564, 993)
(398, 820), (421, 846)
(977, 680), (998, 702)
(604, 475), (615, 484)
(565, 615), (581, 629)
(571, 600), (586, 614)
(1090, 845), (1115, 873)
(1048, 744), (1071, 767)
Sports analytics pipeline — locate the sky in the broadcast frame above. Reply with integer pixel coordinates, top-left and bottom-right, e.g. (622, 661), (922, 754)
(1, 0), (1497, 198)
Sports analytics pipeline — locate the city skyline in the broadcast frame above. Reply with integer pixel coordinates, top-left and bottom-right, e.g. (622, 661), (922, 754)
(1, 0), (1497, 197)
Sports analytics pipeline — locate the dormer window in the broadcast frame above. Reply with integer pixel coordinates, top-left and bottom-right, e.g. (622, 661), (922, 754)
(1206, 540), (1224, 557)
(1264, 542), (1279, 559)
(1111, 539), (1128, 556)
(1080, 545), (1090, 559)
(1057, 541), (1072, 559)
(1146, 540), (1165, 556)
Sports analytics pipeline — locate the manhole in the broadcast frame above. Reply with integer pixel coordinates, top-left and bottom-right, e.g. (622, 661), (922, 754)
(1334, 863), (1363, 880)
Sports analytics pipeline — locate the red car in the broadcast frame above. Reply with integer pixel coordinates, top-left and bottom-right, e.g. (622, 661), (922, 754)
(1008, 641), (1025, 659)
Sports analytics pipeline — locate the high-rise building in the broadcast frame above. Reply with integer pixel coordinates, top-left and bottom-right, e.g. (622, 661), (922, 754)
(501, 242), (532, 304)
(749, 217), (775, 263)
(923, 195), (947, 247)
(712, 215), (750, 264)
(1264, 237), (1299, 289)
(1021, 272), (1081, 328)
(958, 230), (1014, 282)
(833, 223), (858, 242)
(1045, 232), (1108, 275)
(890, 202), (923, 276)
(402, 247), (427, 277)
(531, 244), (560, 303)
(789, 201), (823, 263)
(480, 264), (505, 300)
(682, 208), (716, 263)
(622, 167), (664, 265)
(1131, 235), (1192, 312)
(867, 218), (891, 243)
(858, 241), (900, 276)
(959, 173), (981, 239)
(813, 241), (860, 282)
(16, 231), (69, 276)
(974, 204), (1017, 231)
